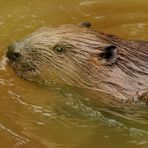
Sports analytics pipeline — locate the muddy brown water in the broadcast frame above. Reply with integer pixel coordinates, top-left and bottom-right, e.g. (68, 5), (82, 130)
(0, 0), (148, 148)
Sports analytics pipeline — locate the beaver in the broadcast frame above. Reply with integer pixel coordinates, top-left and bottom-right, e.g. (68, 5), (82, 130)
(6, 23), (148, 104)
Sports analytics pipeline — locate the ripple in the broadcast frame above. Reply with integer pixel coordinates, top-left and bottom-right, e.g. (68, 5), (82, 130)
(0, 56), (8, 71)
(80, 0), (104, 6)
(0, 123), (30, 147)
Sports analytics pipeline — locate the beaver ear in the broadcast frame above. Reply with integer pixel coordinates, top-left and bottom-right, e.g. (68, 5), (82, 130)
(99, 45), (118, 65)
(79, 21), (91, 28)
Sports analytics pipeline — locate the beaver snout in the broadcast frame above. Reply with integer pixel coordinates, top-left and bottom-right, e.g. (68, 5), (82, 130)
(6, 43), (22, 62)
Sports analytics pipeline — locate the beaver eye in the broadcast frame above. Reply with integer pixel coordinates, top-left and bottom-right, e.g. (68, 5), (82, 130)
(53, 46), (65, 54)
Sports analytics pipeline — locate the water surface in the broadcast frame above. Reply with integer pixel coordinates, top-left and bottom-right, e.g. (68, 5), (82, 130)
(0, 0), (148, 148)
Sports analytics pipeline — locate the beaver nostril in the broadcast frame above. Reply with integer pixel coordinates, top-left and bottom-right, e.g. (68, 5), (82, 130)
(6, 44), (22, 61)
(11, 52), (21, 61)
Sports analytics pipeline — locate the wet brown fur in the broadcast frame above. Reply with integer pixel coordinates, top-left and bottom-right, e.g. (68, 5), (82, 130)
(6, 24), (148, 103)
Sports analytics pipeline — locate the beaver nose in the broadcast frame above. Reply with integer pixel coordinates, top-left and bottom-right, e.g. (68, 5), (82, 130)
(6, 43), (22, 61)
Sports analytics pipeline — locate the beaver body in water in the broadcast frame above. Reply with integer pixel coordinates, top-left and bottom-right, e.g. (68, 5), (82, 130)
(6, 24), (148, 104)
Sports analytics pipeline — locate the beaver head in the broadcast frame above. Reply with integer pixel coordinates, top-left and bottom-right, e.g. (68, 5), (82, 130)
(6, 24), (148, 101)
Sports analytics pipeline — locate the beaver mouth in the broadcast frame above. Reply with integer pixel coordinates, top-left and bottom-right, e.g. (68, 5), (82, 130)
(7, 58), (39, 79)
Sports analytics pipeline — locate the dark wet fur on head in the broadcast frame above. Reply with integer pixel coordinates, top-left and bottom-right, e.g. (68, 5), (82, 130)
(7, 24), (148, 102)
